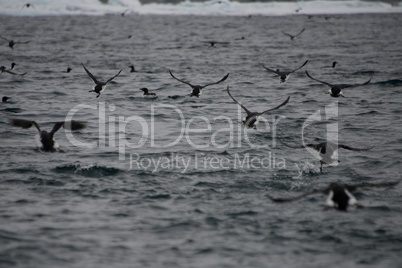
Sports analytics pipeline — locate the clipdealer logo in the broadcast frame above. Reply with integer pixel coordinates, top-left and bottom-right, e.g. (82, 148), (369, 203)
(301, 101), (339, 164)
(64, 102), (287, 160)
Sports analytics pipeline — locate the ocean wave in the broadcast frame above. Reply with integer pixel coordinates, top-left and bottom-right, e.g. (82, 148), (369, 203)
(53, 162), (122, 177)
(0, 108), (23, 114)
(372, 79), (402, 86)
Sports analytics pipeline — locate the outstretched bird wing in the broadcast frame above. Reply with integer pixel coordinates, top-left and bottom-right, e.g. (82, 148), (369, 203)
(338, 144), (373, 151)
(50, 120), (86, 136)
(21, 3), (36, 10)
(282, 28), (305, 39)
(9, 118), (41, 132)
(336, 78), (371, 90)
(14, 41), (30, 44)
(305, 71), (335, 88)
(82, 64), (100, 84)
(202, 73), (230, 88)
(259, 96), (290, 115)
(289, 60), (309, 74)
(279, 140), (325, 152)
(0, 35), (11, 42)
(121, 9), (130, 16)
(260, 63), (281, 75)
(347, 180), (402, 191)
(199, 40), (230, 45)
(169, 70), (195, 88)
(4, 70), (27, 76)
(226, 86), (252, 115)
(105, 69), (122, 84)
(281, 31), (293, 38)
(294, 28), (306, 37)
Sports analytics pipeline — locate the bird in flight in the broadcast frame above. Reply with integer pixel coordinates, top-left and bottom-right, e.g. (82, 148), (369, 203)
(169, 70), (229, 98)
(121, 9), (130, 16)
(281, 140), (373, 172)
(198, 40), (230, 47)
(82, 64), (122, 98)
(305, 71), (371, 97)
(261, 60), (308, 83)
(0, 65), (26, 76)
(0, 35), (30, 49)
(227, 86), (290, 129)
(21, 3), (36, 10)
(282, 28), (305, 40)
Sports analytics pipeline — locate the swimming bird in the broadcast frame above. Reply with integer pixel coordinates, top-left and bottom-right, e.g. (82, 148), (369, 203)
(261, 60), (308, 83)
(0, 35), (30, 49)
(281, 140), (373, 172)
(226, 86), (290, 129)
(305, 71), (371, 97)
(169, 70), (229, 98)
(2, 96), (11, 102)
(66, 67), (72, 73)
(140, 88), (157, 98)
(0, 65), (27, 76)
(129, 65), (136, 73)
(82, 64), (122, 98)
(321, 61), (338, 69)
(199, 40), (230, 47)
(268, 180), (401, 211)
(282, 28), (305, 40)
(9, 118), (86, 152)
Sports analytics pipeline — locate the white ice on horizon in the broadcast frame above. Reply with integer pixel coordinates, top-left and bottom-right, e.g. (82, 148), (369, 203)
(0, 0), (401, 16)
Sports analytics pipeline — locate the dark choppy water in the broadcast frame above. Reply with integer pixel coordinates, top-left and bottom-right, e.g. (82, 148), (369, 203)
(1, 13), (402, 267)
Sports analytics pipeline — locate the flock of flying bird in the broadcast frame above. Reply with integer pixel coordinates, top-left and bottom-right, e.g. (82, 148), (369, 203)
(1, 11), (399, 212)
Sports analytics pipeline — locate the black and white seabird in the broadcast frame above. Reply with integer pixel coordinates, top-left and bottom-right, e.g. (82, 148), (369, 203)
(0, 65), (27, 76)
(281, 140), (373, 172)
(261, 60), (308, 83)
(129, 65), (136, 73)
(282, 28), (305, 40)
(227, 86), (290, 129)
(2, 96), (11, 102)
(140, 88), (157, 98)
(9, 118), (86, 152)
(199, 40), (230, 47)
(0, 35), (30, 49)
(268, 180), (401, 211)
(66, 67), (72, 73)
(82, 64), (122, 98)
(169, 70), (229, 98)
(305, 71), (371, 98)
